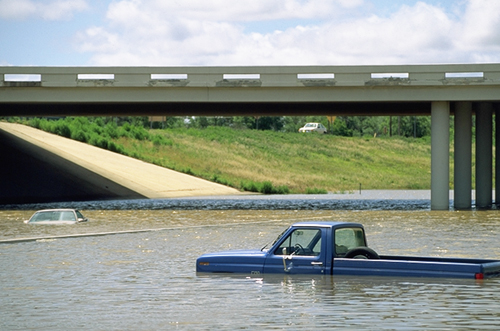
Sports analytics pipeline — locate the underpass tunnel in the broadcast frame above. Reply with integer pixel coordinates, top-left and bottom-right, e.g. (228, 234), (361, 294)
(0, 127), (145, 205)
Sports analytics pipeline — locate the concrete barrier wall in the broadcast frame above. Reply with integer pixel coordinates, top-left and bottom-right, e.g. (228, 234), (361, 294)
(2, 64), (500, 88)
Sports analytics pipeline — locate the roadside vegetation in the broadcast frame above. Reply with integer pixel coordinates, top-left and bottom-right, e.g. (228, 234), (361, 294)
(7, 116), (440, 193)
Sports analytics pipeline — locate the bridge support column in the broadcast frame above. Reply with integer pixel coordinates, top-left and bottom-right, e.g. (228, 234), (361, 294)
(454, 102), (472, 209)
(476, 102), (493, 208)
(431, 101), (450, 210)
(496, 104), (500, 206)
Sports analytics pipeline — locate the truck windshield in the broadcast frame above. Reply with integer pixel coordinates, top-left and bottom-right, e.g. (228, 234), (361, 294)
(274, 228), (322, 256)
(261, 227), (289, 251)
(335, 227), (366, 256)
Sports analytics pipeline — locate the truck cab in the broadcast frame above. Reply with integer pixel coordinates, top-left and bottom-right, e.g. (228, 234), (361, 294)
(261, 222), (377, 274)
(197, 222), (378, 275)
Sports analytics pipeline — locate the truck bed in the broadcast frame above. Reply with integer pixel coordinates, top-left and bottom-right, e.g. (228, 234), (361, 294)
(333, 255), (500, 279)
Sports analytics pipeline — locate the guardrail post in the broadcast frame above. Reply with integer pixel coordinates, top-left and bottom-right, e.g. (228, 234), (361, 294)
(114, 74), (150, 87)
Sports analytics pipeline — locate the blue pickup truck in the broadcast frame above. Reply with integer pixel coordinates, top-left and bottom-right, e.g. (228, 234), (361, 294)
(196, 221), (500, 279)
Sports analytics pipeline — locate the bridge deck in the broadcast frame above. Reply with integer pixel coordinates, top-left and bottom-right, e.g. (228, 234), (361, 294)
(1, 64), (499, 117)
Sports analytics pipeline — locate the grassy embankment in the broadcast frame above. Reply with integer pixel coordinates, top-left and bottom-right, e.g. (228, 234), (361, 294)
(18, 117), (434, 193)
(126, 127), (433, 193)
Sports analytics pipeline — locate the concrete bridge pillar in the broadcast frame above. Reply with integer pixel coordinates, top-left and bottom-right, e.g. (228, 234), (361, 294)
(496, 104), (500, 206)
(454, 102), (472, 209)
(431, 101), (450, 210)
(476, 102), (493, 209)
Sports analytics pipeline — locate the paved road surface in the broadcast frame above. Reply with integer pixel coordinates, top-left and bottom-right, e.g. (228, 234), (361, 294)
(0, 122), (241, 202)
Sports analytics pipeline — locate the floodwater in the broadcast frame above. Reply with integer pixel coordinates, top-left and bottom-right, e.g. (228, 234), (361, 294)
(1, 193), (500, 330)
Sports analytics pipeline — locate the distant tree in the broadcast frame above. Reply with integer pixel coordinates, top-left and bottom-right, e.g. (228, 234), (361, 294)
(231, 116), (254, 129)
(341, 116), (376, 136)
(385, 116), (431, 138)
(335, 116), (431, 138)
(331, 118), (353, 136)
(189, 116), (210, 128)
(255, 116), (284, 131)
(282, 116), (307, 132)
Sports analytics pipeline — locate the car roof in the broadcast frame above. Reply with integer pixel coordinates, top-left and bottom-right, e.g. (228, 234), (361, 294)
(34, 209), (78, 213)
(292, 221), (363, 228)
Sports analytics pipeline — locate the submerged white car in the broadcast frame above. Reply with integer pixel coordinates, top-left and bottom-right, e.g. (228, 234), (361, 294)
(24, 209), (88, 224)
(298, 123), (327, 134)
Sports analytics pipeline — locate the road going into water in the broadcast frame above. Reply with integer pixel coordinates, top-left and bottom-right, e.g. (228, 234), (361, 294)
(0, 122), (242, 203)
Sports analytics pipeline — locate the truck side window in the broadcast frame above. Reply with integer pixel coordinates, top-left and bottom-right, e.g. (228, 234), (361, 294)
(335, 228), (366, 256)
(275, 229), (322, 256)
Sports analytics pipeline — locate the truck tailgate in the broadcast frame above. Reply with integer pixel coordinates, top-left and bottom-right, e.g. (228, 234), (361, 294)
(482, 261), (500, 278)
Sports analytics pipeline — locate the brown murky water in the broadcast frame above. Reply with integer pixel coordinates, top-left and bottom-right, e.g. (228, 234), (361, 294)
(1, 206), (500, 330)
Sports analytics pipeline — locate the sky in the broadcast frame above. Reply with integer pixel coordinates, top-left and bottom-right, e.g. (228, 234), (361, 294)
(1, 0), (499, 66)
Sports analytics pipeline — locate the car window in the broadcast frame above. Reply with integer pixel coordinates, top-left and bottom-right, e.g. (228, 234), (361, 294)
(30, 210), (79, 222)
(274, 228), (322, 256)
(76, 210), (85, 219)
(30, 211), (54, 222)
(335, 227), (366, 256)
(60, 211), (76, 221)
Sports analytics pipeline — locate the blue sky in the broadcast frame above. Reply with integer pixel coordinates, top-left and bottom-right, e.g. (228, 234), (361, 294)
(1, 0), (499, 66)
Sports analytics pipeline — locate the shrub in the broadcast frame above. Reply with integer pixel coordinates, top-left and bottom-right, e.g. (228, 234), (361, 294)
(240, 180), (259, 192)
(71, 130), (88, 142)
(105, 122), (119, 139)
(305, 187), (328, 194)
(260, 181), (274, 194)
(8, 117), (21, 123)
(211, 174), (232, 187)
(108, 141), (125, 154)
(275, 185), (290, 194)
(122, 122), (132, 132)
(151, 134), (172, 146)
(131, 126), (149, 140)
(89, 134), (109, 149)
(240, 180), (289, 194)
(54, 121), (72, 138)
(29, 118), (41, 129)
(96, 137), (109, 149)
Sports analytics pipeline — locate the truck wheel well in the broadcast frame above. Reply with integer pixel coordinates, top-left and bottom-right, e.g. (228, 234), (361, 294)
(344, 247), (380, 259)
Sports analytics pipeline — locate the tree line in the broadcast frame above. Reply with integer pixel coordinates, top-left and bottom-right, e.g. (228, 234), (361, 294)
(6, 115), (432, 138)
(151, 115), (431, 138)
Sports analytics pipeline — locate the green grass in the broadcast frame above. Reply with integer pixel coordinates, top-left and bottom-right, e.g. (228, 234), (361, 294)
(115, 126), (432, 193)
(17, 118), (435, 194)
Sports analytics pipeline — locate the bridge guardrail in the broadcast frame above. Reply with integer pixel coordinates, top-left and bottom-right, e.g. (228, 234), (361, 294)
(2, 64), (500, 88)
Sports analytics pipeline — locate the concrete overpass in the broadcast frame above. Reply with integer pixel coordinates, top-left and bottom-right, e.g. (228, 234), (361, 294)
(1, 64), (500, 209)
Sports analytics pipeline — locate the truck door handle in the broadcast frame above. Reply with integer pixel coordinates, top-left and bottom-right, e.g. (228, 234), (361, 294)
(311, 262), (323, 266)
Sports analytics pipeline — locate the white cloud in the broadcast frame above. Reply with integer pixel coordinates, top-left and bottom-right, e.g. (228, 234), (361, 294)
(461, 0), (500, 47)
(74, 0), (500, 66)
(0, 0), (88, 20)
(0, 0), (36, 19)
(116, 0), (359, 22)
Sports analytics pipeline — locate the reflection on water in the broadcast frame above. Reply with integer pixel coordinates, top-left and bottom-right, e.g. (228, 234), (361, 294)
(1, 195), (500, 330)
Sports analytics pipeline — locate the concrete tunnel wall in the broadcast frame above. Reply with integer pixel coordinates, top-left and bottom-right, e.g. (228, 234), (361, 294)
(0, 128), (145, 205)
